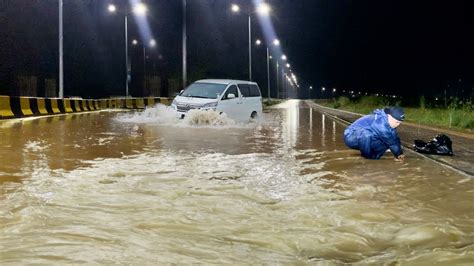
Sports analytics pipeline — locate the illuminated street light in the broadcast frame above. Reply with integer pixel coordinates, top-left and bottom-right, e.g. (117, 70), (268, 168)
(108, 2), (148, 96)
(273, 39), (280, 46)
(286, 63), (290, 68)
(333, 88), (336, 92)
(255, 39), (262, 45)
(108, 4), (117, 13)
(133, 3), (147, 15)
(231, 4), (240, 13)
(322, 87), (326, 91)
(281, 54), (287, 61)
(256, 2), (271, 16)
(131, 38), (156, 94)
(230, 3), (271, 81)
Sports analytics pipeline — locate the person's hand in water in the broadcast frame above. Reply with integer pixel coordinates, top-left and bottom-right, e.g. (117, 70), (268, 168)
(394, 154), (405, 162)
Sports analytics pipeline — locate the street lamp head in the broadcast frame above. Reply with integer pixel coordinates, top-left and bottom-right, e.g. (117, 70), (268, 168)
(231, 4), (240, 13)
(133, 3), (147, 16)
(286, 63), (290, 68)
(273, 39), (280, 46)
(256, 3), (271, 16)
(281, 54), (287, 60)
(333, 88), (336, 92)
(255, 39), (262, 45)
(149, 39), (156, 47)
(322, 87), (326, 91)
(108, 4), (117, 13)
(132, 39), (138, 45)
(269, 55), (273, 59)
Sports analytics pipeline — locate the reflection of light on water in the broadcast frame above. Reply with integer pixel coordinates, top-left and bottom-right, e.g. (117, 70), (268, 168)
(309, 108), (313, 138)
(284, 100), (299, 148)
(332, 121), (336, 143)
(321, 114), (326, 147)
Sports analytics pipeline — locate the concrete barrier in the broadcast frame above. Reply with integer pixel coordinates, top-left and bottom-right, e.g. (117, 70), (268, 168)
(146, 97), (155, 107)
(88, 100), (95, 111)
(0, 96), (173, 119)
(36, 98), (49, 115)
(136, 98), (145, 109)
(126, 98), (134, 109)
(20, 97), (34, 116)
(159, 97), (171, 105)
(82, 100), (89, 111)
(73, 99), (82, 112)
(49, 98), (61, 114)
(0, 96), (14, 118)
(63, 99), (74, 113)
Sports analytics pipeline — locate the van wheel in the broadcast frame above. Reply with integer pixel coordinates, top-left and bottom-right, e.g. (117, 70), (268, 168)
(250, 111), (258, 119)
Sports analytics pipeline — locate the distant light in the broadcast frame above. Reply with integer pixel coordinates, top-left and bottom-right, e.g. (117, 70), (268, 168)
(343, 90), (346, 93)
(309, 86), (313, 89)
(149, 39), (156, 47)
(269, 55), (273, 59)
(273, 39), (280, 46)
(132, 39), (138, 45)
(231, 4), (240, 13)
(255, 39), (262, 45)
(256, 3), (271, 16)
(108, 4), (117, 13)
(133, 3), (147, 16)
(286, 63), (290, 68)
(435, 97), (438, 101)
(333, 88), (336, 92)
(322, 87), (326, 91)
(281, 54), (287, 60)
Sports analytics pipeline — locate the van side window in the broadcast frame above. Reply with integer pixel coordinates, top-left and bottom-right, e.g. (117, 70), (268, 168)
(249, 85), (261, 97)
(222, 85), (238, 100)
(238, 84), (251, 97)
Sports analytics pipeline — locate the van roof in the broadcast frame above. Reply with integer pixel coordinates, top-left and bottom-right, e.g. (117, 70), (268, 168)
(195, 79), (258, 85)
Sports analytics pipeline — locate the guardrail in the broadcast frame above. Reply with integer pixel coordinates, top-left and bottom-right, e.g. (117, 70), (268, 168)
(0, 96), (172, 119)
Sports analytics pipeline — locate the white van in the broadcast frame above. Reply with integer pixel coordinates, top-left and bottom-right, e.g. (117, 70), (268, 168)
(171, 79), (263, 122)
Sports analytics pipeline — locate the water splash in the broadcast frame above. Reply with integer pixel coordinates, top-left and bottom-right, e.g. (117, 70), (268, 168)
(114, 104), (255, 128)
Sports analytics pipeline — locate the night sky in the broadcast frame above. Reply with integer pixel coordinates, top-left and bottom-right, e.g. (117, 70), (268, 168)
(0, 0), (473, 99)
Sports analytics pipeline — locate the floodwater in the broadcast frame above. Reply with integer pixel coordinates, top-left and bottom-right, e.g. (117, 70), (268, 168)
(0, 100), (473, 264)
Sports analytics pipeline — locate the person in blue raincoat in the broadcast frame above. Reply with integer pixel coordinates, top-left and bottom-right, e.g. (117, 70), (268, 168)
(344, 107), (405, 161)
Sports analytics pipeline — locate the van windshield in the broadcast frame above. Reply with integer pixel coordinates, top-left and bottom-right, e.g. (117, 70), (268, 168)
(180, 83), (227, 99)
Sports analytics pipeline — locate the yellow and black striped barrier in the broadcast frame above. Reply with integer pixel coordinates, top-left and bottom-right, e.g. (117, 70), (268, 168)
(0, 96), (171, 119)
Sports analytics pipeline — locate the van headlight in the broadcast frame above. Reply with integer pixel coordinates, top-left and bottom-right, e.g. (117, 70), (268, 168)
(201, 102), (218, 110)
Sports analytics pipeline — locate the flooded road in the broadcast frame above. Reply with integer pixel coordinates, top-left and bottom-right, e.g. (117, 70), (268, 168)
(1, 100), (473, 264)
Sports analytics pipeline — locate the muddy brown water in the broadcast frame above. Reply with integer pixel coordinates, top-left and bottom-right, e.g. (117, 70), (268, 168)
(1, 100), (473, 264)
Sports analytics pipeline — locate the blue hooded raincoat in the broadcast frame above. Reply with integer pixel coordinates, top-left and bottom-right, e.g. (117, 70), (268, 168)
(344, 109), (403, 159)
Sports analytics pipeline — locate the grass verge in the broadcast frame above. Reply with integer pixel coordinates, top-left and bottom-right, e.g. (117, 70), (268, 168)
(320, 96), (473, 132)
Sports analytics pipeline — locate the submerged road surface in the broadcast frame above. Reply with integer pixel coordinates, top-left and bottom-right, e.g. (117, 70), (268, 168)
(0, 100), (473, 264)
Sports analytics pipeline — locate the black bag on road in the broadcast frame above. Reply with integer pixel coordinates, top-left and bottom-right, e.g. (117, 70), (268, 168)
(413, 134), (454, 156)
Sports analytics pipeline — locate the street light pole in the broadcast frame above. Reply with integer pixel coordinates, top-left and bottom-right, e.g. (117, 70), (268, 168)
(124, 15), (129, 96)
(59, 0), (63, 98)
(248, 15), (252, 81)
(143, 45), (146, 93)
(276, 61), (279, 99)
(182, 0), (187, 89)
(266, 47), (270, 98)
